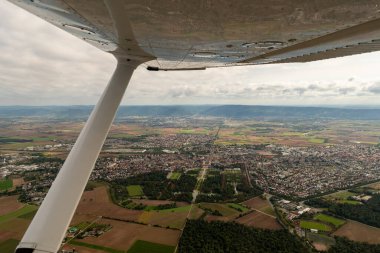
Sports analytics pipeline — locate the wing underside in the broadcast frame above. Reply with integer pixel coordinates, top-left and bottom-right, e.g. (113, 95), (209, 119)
(9, 0), (380, 69)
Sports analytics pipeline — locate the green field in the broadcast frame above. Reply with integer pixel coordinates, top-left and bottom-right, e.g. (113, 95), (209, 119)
(307, 138), (326, 144)
(127, 185), (144, 197)
(314, 213), (345, 227)
(18, 209), (37, 220)
(325, 191), (355, 200)
(323, 191), (362, 205)
(0, 205), (38, 224)
(0, 179), (13, 191)
(169, 172), (181, 180)
(282, 132), (305, 136)
(156, 205), (191, 213)
(0, 239), (19, 253)
(337, 199), (362, 205)
(199, 203), (239, 217)
(69, 240), (123, 253)
(32, 136), (55, 142)
(300, 220), (332, 232)
(228, 203), (249, 212)
(127, 240), (175, 253)
(179, 129), (196, 134)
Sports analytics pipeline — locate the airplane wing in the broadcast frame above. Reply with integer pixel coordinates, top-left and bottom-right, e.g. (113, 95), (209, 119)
(7, 1), (380, 253)
(9, 0), (380, 70)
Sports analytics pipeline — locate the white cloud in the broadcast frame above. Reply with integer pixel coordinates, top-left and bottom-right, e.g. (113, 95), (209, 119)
(1, 1), (380, 106)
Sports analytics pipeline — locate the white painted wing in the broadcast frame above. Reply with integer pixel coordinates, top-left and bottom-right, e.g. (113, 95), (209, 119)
(9, 0), (380, 70)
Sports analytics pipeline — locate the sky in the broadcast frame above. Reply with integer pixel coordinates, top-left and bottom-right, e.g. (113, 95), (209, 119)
(1, 1), (380, 106)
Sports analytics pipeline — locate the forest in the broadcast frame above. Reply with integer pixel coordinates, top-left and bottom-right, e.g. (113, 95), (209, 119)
(178, 220), (380, 253)
(110, 171), (196, 203)
(178, 220), (310, 253)
(328, 237), (380, 253)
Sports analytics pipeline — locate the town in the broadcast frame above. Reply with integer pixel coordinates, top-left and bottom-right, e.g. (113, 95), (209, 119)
(1, 114), (380, 252)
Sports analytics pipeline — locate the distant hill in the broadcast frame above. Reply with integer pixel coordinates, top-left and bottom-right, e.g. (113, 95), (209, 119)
(0, 105), (380, 120)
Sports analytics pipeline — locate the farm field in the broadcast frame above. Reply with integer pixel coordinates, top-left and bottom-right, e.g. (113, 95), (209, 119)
(366, 181), (380, 190)
(300, 220), (332, 232)
(198, 203), (240, 217)
(127, 240), (175, 253)
(69, 240), (123, 253)
(0, 199), (37, 252)
(75, 185), (190, 230)
(306, 232), (335, 251)
(126, 185), (144, 197)
(62, 243), (105, 253)
(138, 205), (193, 229)
(243, 196), (275, 216)
(79, 219), (180, 252)
(333, 220), (380, 244)
(236, 211), (282, 230)
(314, 213), (345, 228)
(74, 186), (143, 223)
(228, 203), (249, 212)
(132, 199), (184, 207)
(307, 138), (326, 144)
(0, 205), (37, 224)
(0, 196), (23, 216)
(155, 205), (191, 213)
(0, 239), (19, 253)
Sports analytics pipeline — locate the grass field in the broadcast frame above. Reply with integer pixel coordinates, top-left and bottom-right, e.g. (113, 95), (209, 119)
(127, 240), (175, 253)
(228, 203), (249, 212)
(300, 220), (332, 232)
(31, 136), (55, 142)
(308, 138), (325, 144)
(0, 179), (12, 191)
(156, 205), (191, 213)
(168, 172), (181, 180)
(0, 205), (37, 224)
(199, 203), (239, 217)
(314, 213), (345, 228)
(282, 132), (305, 136)
(69, 240), (123, 253)
(178, 129), (196, 134)
(337, 199), (362, 205)
(0, 239), (19, 253)
(18, 209), (37, 220)
(127, 185), (144, 197)
(325, 191), (355, 200)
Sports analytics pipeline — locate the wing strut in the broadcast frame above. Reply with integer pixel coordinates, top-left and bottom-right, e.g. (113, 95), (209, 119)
(16, 61), (139, 253)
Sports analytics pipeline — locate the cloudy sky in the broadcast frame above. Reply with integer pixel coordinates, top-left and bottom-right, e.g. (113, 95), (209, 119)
(2, 1), (380, 106)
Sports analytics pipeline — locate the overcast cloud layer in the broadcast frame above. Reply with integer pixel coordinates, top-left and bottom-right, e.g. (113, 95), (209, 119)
(1, 1), (380, 106)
